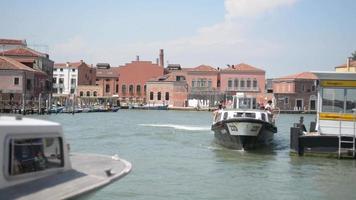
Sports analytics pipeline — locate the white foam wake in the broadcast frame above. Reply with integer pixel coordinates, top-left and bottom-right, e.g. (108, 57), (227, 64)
(139, 124), (211, 131)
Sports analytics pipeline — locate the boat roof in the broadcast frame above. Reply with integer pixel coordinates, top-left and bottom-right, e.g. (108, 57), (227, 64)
(0, 116), (60, 127)
(220, 109), (268, 113)
(311, 71), (356, 80)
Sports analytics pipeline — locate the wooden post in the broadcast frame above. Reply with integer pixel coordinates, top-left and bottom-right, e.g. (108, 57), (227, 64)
(38, 93), (42, 115)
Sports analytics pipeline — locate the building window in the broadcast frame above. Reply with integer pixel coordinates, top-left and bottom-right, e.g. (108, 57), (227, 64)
(234, 79), (239, 88)
(14, 77), (19, 85)
(129, 85), (134, 94)
(93, 91), (97, 97)
(157, 92), (161, 100)
(116, 84), (119, 93)
(150, 92), (154, 100)
(72, 69), (75, 72)
(302, 84), (305, 92)
(71, 78), (76, 85)
(253, 79), (258, 88)
(52, 77), (57, 84)
(240, 79), (245, 88)
(136, 85), (141, 94)
(60, 68), (63, 72)
(312, 85), (316, 92)
(8, 137), (63, 176)
(247, 79), (251, 88)
(26, 79), (32, 90)
(228, 79), (233, 88)
(70, 89), (75, 94)
(285, 97), (289, 104)
(59, 78), (64, 84)
(59, 88), (63, 94)
(106, 84), (110, 93)
(165, 92), (169, 101)
(192, 80), (196, 87)
(53, 68), (57, 71)
(144, 85), (147, 93)
(208, 80), (212, 88)
(86, 91), (90, 96)
(80, 91), (83, 96)
(122, 85), (126, 94)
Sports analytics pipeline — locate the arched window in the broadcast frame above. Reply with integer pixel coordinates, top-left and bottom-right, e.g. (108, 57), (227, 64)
(144, 85), (147, 93)
(93, 91), (97, 96)
(165, 92), (169, 100)
(80, 91), (83, 97)
(129, 85), (134, 94)
(157, 92), (161, 100)
(116, 84), (119, 93)
(150, 92), (154, 100)
(136, 85), (141, 94)
(86, 91), (90, 96)
(122, 85), (126, 94)
(105, 84), (110, 93)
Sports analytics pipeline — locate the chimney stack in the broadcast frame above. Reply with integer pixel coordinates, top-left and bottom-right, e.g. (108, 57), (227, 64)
(136, 55), (140, 61)
(347, 57), (351, 72)
(159, 49), (164, 67)
(80, 59), (84, 64)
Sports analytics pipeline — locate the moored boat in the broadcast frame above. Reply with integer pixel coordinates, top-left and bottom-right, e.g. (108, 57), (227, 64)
(211, 94), (278, 150)
(0, 116), (132, 199)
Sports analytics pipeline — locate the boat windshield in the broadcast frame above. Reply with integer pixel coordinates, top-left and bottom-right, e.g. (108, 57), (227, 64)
(233, 112), (256, 119)
(8, 137), (64, 176)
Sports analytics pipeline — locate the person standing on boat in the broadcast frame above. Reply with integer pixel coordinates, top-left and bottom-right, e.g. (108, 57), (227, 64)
(265, 100), (273, 113)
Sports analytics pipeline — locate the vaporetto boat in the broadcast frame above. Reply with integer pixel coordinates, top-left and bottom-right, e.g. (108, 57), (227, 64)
(211, 94), (278, 150)
(0, 116), (132, 199)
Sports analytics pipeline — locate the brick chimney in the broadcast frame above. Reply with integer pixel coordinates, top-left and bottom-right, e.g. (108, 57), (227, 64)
(159, 49), (164, 67)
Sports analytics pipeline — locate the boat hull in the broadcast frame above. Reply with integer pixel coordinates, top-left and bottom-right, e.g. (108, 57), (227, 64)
(212, 118), (277, 150)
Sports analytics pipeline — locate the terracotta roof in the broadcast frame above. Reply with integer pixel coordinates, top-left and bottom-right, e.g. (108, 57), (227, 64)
(276, 72), (318, 80)
(96, 67), (119, 78)
(0, 56), (37, 72)
(335, 60), (356, 68)
(221, 63), (264, 72)
(0, 47), (46, 57)
(190, 65), (217, 72)
(54, 61), (83, 68)
(0, 39), (26, 45)
(15, 58), (36, 63)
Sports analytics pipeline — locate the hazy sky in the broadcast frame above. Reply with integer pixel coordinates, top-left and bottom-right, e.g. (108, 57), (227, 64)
(1, 0), (355, 77)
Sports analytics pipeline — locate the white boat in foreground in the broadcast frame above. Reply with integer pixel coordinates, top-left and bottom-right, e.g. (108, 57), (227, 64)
(0, 116), (132, 200)
(211, 94), (278, 150)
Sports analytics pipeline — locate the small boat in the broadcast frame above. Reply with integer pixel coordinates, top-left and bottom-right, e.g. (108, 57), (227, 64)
(211, 93), (278, 150)
(0, 115), (132, 199)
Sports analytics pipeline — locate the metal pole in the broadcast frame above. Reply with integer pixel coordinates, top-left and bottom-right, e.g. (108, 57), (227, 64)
(38, 93), (42, 114)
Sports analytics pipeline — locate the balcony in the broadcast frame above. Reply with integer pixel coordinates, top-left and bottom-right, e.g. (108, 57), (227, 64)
(226, 87), (260, 92)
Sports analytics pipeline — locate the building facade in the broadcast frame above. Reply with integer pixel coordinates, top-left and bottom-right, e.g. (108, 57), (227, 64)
(53, 60), (96, 96)
(95, 64), (119, 97)
(335, 58), (356, 72)
(272, 72), (317, 111)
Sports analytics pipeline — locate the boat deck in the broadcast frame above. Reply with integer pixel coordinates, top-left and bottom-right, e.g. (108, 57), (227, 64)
(0, 153), (132, 200)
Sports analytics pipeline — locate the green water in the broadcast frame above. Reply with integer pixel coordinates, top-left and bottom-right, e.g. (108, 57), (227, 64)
(37, 111), (356, 200)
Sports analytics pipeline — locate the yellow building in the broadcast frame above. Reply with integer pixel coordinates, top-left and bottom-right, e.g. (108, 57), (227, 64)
(335, 58), (356, 72)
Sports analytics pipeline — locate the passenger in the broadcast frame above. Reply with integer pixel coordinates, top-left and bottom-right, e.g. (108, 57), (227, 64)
(34, 151), (47, 170)
(265, 100), (273, 113)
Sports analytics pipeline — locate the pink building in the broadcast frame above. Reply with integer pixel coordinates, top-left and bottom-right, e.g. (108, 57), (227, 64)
(220, 63), (266, 104)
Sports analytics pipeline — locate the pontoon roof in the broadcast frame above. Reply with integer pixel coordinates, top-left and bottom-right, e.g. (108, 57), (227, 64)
(311, 71), (356, 80)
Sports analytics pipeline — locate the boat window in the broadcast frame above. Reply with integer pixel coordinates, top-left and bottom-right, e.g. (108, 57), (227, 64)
(261, 113), (266, 121)
(233, 112), (244, 117)
(223, 112), (229, 120)
(8, 137), (64, 176)
(346, 89), (356, 113)
(245, 113), (256, 118)
(322, 88), (344, 113)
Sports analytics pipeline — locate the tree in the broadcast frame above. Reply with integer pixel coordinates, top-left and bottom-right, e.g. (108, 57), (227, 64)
(351, 51), (356, 60)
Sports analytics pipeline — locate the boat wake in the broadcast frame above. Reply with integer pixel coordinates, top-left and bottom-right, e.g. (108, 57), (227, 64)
(138, 124), (211, 131)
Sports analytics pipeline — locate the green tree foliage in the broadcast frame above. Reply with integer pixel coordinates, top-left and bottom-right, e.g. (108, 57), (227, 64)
(352, 51), (356, 60)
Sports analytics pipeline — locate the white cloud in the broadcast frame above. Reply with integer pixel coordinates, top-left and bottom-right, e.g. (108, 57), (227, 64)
(225, 0), (297, 19)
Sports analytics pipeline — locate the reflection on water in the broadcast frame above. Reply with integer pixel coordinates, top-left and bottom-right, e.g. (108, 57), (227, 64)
(33, 111), (356, 200)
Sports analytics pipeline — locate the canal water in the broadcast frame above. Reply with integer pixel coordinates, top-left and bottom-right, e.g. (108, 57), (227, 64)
(37, 111), (356, 200)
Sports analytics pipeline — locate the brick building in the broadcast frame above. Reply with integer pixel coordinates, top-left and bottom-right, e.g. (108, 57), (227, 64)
(0, 46), (54, 101)
(117, 59), (164, 104)
(0, 56), (47, 111)
(95, 63), (119, 97)
(272, 72), (317, 111)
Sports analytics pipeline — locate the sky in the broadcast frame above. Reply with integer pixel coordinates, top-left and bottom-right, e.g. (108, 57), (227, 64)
(1, 0), (355, 77)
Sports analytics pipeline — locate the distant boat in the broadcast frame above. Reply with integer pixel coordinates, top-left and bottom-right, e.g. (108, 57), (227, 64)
(0, 116), (132, 199)
(130, 104), (168, 110)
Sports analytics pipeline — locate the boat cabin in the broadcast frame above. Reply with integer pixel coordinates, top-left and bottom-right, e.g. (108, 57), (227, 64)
(0, 116), (71, 189)
(214, 110), (272, 124)
(314, 72), (356, 136)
